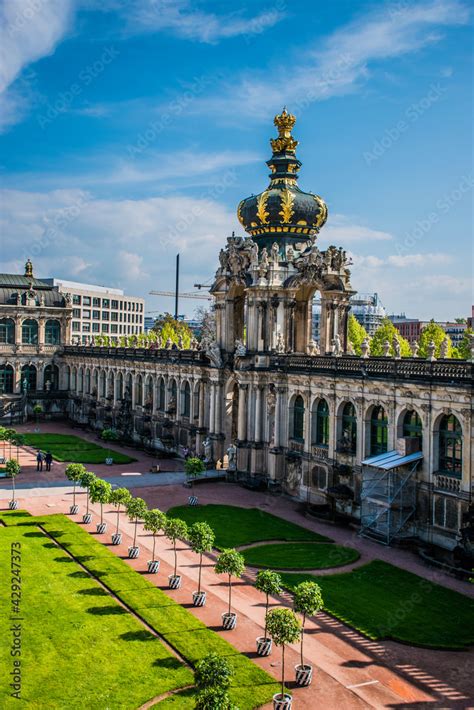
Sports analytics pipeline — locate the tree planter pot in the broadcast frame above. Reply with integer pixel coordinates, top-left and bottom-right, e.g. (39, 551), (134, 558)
(111, 532), (122, 545)
(82, 513), (92, 524)
(9, 499), (18, 510)
(147, 560), (160, 574)
(256, 636), (272, 656)
(192, 590), (206, 606)
(128, 546), (140, 559)
(188, 495), (198, 506)
(69, 504), (79, 515)
(105, 457), (113, 465)
(96, 522), (107, 534)
(295, 664), (313, 687)
(273, 693), (292, 710)
(222, 612), (237, 630)
(168, 574), (182, 589)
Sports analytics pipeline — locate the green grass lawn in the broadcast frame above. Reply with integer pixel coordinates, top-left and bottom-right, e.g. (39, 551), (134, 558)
(0, 511), (279, 709)
(280, 561), (474, 650)
(167, 504), (332, 548)
(22, 433), (135, 465)
(0, 515), (191, 709)
(243, 542), (359, 570)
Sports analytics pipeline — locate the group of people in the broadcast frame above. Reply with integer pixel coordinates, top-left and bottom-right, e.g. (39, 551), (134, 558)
(36, 450), (53, 471)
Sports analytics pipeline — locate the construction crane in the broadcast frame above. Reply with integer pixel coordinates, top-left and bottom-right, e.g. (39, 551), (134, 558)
(149, 290), (210, 300)
(149, 254), (213, 319)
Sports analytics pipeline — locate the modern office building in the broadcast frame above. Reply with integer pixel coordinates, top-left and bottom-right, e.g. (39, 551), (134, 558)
(313, 292), (386, 341)
(44, 279), (145, 344)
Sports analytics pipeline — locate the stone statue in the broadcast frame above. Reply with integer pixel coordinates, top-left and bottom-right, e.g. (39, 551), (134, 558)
(469, 333), (474, 362)
(206, 340), (223, 368)
(393, 336), (401, 359)
(249, 240), (259, 265)
(360, 338), (370, 359)
(165, 337), (172, 349)
(202, 437), (213, 463)
(286, 245), (294, 262)
(234, 338), (247, 356)
(275, 332), (285, 354)
(307, 339), (320, 356)
(427, 340), (436, 362)
(45, 379), (51, 392)
(260, 247), (269, 268)
(285, 458), (302, 493)
(440, 337), (449, 359)
(411, 340), (419, 357)
(347, 340), (355, 356)
(332, 333), (342, 357)
(64, 292), (72, 306)
(39, 293), (45, 307)
(177, 334), (184, 349)
(271, 242), (279, 263)
(218, 249), (228, 271)
(190, 337), (198, 350)
(382, 339), (391, 357)
(226, 443), (237, 471)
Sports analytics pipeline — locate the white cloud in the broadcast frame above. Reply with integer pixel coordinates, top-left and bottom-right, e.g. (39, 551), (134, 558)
(322, 214), (393, 243)
(352, 252), (454, 267)
(193, 0), (470, 119)
(123, 0), (285, 43)
(0, 0), (74, 131)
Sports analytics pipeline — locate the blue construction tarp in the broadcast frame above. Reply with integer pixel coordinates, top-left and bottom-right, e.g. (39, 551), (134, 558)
(361, 450), (423, 470)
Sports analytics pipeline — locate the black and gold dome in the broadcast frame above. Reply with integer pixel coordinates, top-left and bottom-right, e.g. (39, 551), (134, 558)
(237, 109), (327, 249)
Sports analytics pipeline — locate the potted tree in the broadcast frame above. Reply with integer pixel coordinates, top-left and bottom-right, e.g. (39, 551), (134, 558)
(293, 580), (323, 686)
(89, 478), (112, 534)
(214, 548), (245, 630)
(144, 508), (167, 573)
(33, 404), (43, 428)
(65, 463), (86, 515)
(125, 496), (148, 558)
(266, 608), (301, 710)
(184, 456), (205, 505)
(110, 487), (131, 545)
(194, 652), (234, 709)
(164, 517), (188, 588)
(11, 432), (25, 464)
(78, 470), (97, 524)
(6, 459), (21, 510)
(188, 521), (215, 606)
(255, 569), (282, 656)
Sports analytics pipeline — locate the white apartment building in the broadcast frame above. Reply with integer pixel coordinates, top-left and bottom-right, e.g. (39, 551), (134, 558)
(44, 278), (144, 345)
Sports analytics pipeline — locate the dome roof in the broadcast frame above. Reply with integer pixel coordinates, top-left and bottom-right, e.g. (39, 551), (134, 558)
(237, 109), (328, 248)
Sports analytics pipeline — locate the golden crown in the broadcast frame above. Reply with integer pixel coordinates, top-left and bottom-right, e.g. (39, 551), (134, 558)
(271, 108), (298, 153)
(274, 108), (296, 135)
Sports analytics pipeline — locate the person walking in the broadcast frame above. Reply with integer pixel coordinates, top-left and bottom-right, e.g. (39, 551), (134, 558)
(45, 451), (53, 472)
(36, 450), (44, 472)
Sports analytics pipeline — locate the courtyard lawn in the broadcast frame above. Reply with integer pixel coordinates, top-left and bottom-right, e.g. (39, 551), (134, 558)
(0, 511), (279, 709)
(21, 433), (135, 465)
(0, 517), (191, 709)
(243, 542), (359, 570)
(280, 560), (474, 650)
(167, 504), (332, 548)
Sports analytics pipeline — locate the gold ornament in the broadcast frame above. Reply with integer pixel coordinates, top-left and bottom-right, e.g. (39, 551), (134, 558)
(279, 189), (295, 223)
(270, 107), (298, 154)
(256, 191), (270, 225)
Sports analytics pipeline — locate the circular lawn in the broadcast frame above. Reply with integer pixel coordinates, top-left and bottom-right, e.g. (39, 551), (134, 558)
(243, 542), (359, 570)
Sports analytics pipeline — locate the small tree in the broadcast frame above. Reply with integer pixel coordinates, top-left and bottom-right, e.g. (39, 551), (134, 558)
(188, 522), (215, 594)
(255, 569), (283, 640)
(214, 548), (245, 616)
(6, 459), (21, 504)
(194, 687), (234, 710)
(65, 463), (87, 509)
(126, 497), (148, 547)
(419, 320), (453, 358)
(89, 478), (112, 526)
(164, 517), (188, 577)
(78, 470), (97, 517)
(144, 509), (167, 561)
(371, 318), (411, 357)
(33, 404), (43, 423)
(185, 456), (206, 489)
(293, 580), (324, 668)
(456, 328), (473, 360)
(348, 314), (369, 356)
(266, 608), (301, 702)
(11, 432), (25, 462)
(101, 428), (120, 442)
(195, 652), (233, 691)
(110, 487), (132, 535)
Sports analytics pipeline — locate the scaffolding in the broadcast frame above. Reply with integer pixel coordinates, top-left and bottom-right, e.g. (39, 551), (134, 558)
(359, 450), (423, 545)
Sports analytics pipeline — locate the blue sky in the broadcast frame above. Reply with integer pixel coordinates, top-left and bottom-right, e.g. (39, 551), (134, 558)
(0, 0), (472, 319)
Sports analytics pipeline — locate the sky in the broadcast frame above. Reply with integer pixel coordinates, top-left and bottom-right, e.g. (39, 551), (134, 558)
(0, 0), (472, 320)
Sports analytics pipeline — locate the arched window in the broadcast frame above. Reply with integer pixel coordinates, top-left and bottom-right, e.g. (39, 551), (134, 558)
(64, 366), (71, 390)
(145, 377), (153, 407)
(44, 364), (59, 390)
(71, 367), (77, 390)
(403, 410), (422, 442)
(181, 382), (191, 417)
(45, 319), (60, 345)
(99, 371), (106, 398)
(116, 372), (123, 400)
(312, 399), (329, 446)
(135, 375), (143, 405)
(169, 379), (177, 412)
(340, 402), (357, 453)
(77, 368), (83, 392)
(291, 395), (305, 442)
(21, 364), (37, 391)
(370, 406), (388, 456)
(193, 383), (200, 419)
(439, 415), (462, 476)
(0, 318), (15, 344)
(158, 378), (166, 411)
(0, 364), (14, 394)
(84, 369), (91, 394)
(22, 319), (38, 344)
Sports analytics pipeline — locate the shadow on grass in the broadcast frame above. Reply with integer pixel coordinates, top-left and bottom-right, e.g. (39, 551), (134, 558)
(120, 629), (155, 642)
(22, 531), (45, 538)
(77, 587), (108, 597)
(87, 605), (128, 616)
(152, 657), (185, 670)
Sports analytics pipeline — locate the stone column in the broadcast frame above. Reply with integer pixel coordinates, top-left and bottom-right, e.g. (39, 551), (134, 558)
(214, 382), (222, 435)
(237, 384), (248, 441)
(198, 380), (206, 428)
(255, 385), (263, 443)
(14, 362), (22, 394)
(274, 387), (285, 448)
(15, 316), (22, 347)
(38, 317), (45, 351)
(209, 382), (216, 434)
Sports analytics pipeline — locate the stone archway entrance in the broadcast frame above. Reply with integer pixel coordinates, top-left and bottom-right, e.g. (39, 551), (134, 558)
(224, 379), (239, 449)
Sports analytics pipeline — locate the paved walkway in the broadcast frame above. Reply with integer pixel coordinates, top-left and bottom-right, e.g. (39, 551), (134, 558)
(5, 489), (474, 709)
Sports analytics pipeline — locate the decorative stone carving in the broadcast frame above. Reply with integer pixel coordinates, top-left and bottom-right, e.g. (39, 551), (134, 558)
(202, 436), (213, 463)
(285, 457), (302, 493)
(332, 333), (342, 357)
(411, 340), (419, 357)
(206, 340), (223, 368)
(360, 338), (370, 359)
(393, 336), (401, 359)
(382, 339), (391, 357)
(275, 333), (285, 354)
(347, 340), (355, 355)
(234, 339), (247, 356)
(440, 337), (449, 359)
(307, 340), (320, 356)
(427, 340), (436, 362)
(226, 443), (237, 471)
(271, 242), (279, 263)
